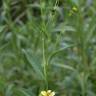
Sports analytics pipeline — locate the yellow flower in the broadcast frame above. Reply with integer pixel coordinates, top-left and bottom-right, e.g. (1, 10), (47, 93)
(40, 90), (55, 96)
(72, 6), (78, 12)
(69, 6), (78, 16)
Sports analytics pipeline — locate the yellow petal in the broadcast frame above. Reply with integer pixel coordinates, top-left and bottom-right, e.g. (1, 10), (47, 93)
(41, 91), (47, 96)
(47, 90), (52, 94)
(49, 92), (55, 96)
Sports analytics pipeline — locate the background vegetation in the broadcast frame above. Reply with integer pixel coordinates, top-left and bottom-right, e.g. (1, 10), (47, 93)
(0, 0), (96, 96)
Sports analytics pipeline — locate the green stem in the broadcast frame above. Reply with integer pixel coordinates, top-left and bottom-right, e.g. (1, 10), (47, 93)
(42, 37), (48, 90)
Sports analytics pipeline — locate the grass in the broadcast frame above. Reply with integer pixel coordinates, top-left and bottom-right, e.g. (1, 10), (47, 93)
(0, 0), (96, 96)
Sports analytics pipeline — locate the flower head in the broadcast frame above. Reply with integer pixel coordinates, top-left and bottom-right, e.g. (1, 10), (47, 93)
(69, 6), (78, 16)
(72, 6), (78, 12)
(40, 90), (55, 96)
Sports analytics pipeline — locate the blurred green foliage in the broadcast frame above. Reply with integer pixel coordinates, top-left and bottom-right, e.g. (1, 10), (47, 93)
(0, 0), (96, 96)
